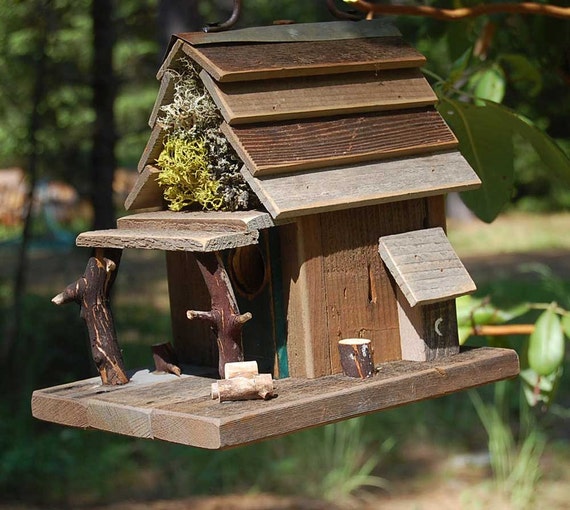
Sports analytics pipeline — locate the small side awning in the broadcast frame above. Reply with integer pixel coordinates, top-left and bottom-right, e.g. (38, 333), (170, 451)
(379, 227), (476, 307)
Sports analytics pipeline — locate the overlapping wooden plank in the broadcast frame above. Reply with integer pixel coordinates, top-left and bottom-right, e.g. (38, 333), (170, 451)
(175, 19), (400, 46)
(137, 124), (166, 173)
(223, 109), (457, 176)
(124, 165), (163, 211)
(148, 71), (176, 128)
(184, 37), (426, 83)
(242, 151), (481, 221)
(201, 68), (436, 125)
(117, 210), (274, 233)
(379, 227), (476, 307)
(32, 348), (519, 449)
(76, 228), (259, 252)
(157, 39), (186, 80)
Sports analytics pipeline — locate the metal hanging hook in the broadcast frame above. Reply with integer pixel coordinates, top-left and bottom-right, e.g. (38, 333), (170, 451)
(203, 0), (242, 33)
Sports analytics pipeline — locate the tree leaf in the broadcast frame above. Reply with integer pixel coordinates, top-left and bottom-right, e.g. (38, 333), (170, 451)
(437, 97), (514, 222)
(528, 307), (565, 376)
(467, 65), (506, 104)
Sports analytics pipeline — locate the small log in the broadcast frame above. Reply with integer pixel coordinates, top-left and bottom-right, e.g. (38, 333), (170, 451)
(338, 338), (375, 379)
(52, 253), (128, 385)
(187, 251), (252, 378)
(224, 360), (259, 379)
(211, 374), (275, 402)
(152, 342), (181, 376)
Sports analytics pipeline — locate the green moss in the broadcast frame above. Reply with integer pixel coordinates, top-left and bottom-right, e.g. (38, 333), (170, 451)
(156, 137), (222, 211)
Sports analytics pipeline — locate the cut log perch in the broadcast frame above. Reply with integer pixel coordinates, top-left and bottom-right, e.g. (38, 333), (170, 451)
(224, 360), (259, 379)
(52, 254), (129, 385)
(151, 342), (181, 376)
(187, 251), (252, 378)
(338, 338), (375, 379)
(212, 374), (275, 402)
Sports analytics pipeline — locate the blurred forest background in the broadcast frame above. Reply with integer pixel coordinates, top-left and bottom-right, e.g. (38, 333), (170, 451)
(1, 1), (570, 508)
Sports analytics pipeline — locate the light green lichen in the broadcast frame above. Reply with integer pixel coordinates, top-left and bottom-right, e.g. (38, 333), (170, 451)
(155, 60), (256, 212)
(156, 137), (222, 212)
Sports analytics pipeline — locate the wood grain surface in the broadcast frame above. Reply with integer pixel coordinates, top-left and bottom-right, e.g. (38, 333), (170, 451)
(379, 227), (477, 307)
(76, 227), (259, 252)
(32, 347), (519, 449)
(201, 68), (436, 125)
(223, 108), (458, 176)
(185, 37), (426, 82)
(242, 151), (481, 221)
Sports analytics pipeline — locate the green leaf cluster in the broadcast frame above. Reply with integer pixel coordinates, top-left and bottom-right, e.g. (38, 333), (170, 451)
(405, 9), (570, 221)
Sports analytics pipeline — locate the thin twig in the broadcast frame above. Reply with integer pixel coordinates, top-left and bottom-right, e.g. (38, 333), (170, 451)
(473, 324), (535, 336)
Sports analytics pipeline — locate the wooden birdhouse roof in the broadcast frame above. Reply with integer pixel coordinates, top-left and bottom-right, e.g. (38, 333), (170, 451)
(125, 19), (481, 222)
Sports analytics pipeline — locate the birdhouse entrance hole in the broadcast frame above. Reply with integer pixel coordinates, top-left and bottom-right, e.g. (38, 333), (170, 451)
(228, 244), (267, 299)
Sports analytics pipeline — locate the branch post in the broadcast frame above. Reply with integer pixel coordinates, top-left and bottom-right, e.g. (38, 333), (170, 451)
(52, 250), (128, 385)
(187, 251), (252, 378)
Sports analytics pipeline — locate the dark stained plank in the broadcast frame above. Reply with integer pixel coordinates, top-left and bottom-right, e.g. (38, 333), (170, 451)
(137, 124), (165, 173)
(148, 71), (176, 128)
(32, 347), (519, 449)
(184, 37), (426, 83)
(201, 68), (436, 125)
(223, 108), (458, 176)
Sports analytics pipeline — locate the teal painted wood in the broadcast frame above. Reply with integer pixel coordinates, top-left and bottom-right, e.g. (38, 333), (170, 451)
(268, 228), (289, 378)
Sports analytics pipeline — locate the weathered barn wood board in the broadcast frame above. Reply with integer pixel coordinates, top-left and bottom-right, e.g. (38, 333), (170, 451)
(397, 289), (459, 361)
(379, 227), (477, 307)
(242, 152), (481, 220)
(32, 347), (519, 449)
(278, 215), (330, 378)
(124, 165), (163, 211)
(117, 210), (273, 234)
(280, 200), (439, 378)
(201, 68), (437, 125)
(148, 71), (176, 128)
(223, 109), (458, 176)
(76, 228), (259, 252)
(184, 37), (426, 83)
(175, 19), (400, 46)
(137, 124), (166, 173)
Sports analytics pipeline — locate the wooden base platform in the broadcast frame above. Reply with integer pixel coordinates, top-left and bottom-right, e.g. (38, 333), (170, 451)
(32, 347), (519, 450)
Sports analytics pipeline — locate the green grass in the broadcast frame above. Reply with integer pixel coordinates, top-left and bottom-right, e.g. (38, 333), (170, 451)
(448, 212), (570, 256)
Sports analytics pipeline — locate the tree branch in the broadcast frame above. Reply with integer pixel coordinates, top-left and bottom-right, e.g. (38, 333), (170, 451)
(186, 252), (252, 378)
(52, 253), (128, 385)
(345, 1), (570, 21)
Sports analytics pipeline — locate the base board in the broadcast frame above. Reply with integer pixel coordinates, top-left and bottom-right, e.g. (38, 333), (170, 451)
(32, 347), (519, 450)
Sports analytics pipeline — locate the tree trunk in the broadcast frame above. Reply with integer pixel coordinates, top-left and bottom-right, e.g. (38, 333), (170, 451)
(91, 0), (117, 230)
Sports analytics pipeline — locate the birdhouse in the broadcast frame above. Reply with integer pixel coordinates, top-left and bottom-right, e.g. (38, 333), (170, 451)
(32, 20), (519, 449)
